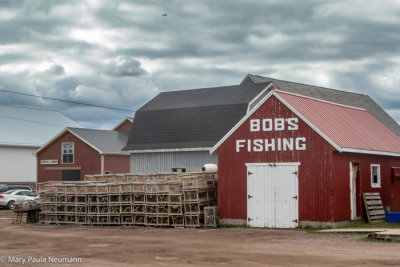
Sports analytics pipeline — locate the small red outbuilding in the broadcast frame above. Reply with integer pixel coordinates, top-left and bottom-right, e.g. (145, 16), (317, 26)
(211, 89), (400, 228)
(35, 118), (132, 184)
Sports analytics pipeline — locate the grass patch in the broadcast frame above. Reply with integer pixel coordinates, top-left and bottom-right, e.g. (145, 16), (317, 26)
(336, 221), (400, 229)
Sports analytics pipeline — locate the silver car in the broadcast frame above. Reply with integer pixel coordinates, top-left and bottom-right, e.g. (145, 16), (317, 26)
(0, 190), (36, 209)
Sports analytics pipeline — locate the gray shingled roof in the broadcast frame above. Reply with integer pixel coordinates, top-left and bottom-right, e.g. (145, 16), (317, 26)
(69, 127), (129, 153)
(123, 83), (270, 151)
(242, 74), (400, 137)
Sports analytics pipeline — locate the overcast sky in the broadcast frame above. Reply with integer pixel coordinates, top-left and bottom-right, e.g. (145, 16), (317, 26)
(0, 0), (399, 129)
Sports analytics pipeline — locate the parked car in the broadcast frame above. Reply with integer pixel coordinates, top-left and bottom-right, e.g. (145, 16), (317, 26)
(0, 190), (36, 209)
(0, 185), (33, 194)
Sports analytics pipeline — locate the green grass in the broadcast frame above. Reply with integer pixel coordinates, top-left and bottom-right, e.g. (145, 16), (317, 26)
(336, 221), (400, 229)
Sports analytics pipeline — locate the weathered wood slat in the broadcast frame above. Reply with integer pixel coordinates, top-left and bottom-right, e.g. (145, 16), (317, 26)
(369, 210), (385, 216)
(365, 196), (381, 200)
(363, 193), (385, 223)
(365, 200), (382, 205)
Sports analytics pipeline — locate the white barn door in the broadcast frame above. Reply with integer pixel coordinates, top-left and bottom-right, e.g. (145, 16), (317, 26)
(246, 163), (299, 228)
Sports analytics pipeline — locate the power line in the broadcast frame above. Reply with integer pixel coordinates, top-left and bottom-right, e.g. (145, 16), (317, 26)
(0, 115), (69, 127)
(0, 89), (136, 112)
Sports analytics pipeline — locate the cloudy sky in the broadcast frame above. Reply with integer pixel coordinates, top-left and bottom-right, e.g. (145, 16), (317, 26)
(0, 0), (399, 129)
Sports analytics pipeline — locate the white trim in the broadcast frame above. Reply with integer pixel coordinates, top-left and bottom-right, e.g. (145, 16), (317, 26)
(34, 128), (104, 156)
(342, 148), (400, 157)
(349, 162), (360, 220)
(61, 142), (74, 164)
(246, 83), (275, 113)
(34, 128), (69, 155)
(210, 90), (274, 154)
(245, 162), (301, 166)
(67, 129), (103, 154)
(210, 89), (343, 154)
(128, 147), (212, 153)
(273, 89), (367, 111)
(370, 164), (381, 188)
(273, 91), (342, 152)
(102, 152), (130, 156)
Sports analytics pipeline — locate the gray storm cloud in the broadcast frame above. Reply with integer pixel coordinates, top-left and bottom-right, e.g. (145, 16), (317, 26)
(0, 0), (398, 129)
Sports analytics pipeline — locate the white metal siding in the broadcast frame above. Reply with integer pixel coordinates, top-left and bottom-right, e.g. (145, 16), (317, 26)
(130, 151), (217, 173)
(0, 146), (37, 182)
(247, 163), (299, 228)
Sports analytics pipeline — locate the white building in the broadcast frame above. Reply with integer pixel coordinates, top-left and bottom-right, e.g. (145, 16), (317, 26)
(0, 105), (81, 184)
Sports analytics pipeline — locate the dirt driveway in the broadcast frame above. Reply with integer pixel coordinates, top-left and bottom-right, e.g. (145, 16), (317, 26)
(0, 210), (399, 266)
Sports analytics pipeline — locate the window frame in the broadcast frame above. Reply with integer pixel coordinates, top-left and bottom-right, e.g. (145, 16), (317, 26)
(62, 142), (74, 164)
(172, 167), (186, 173)
(370, 164), (381, 188)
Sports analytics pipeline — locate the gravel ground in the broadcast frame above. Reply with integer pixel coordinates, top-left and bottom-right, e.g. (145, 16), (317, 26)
(0, 209), (399, 266)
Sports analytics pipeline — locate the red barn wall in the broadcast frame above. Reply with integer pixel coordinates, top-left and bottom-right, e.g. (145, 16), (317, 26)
(37, 132), (101, 183)
(332, 152), (400, 221)
(114, 120), (132, 133)
(104, 154), (130, 174)
(216, 95), (336, 222)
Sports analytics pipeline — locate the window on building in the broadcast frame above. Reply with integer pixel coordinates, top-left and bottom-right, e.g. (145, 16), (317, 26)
(371, 164), (381, 188)
(172, 168), (186, 173)
(62, 143), (74, 164)
(104, 171), (111, 174)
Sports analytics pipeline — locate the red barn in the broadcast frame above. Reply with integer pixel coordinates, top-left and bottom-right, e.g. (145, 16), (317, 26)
(211, 89), (400, 228)
(35, 127), (130, 184)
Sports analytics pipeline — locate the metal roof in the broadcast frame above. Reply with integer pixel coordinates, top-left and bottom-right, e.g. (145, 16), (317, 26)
(212, 89), (400, 156)
(68, 128), (129, 153)
(242, 74), (400, 137)
(123, 83), (270, 151)
(35, 127), (130, 155)
(276, 90), (400, 154)
(0, 105), (81, 147)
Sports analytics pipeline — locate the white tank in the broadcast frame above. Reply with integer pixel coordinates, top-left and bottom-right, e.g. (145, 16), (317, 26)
(202, 163), (218, 173)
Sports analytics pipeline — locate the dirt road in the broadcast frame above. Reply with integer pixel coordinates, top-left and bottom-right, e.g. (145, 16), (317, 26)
(0, 210), (399, 266)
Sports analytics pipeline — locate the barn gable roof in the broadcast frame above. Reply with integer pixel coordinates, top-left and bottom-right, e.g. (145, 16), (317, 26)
(242, 74), (400, 137)
(211, 89), (400, 157)
(35, 127), (130, 155)
(123, 82), (271, 151)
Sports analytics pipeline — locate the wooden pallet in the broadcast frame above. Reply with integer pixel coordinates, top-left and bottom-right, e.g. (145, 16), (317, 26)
(363, 193), (385, 222)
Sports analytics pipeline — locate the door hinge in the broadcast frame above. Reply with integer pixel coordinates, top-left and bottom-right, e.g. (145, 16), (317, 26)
(248, 217), (253, 222)
(292, 195), (298, 200)
(292, 219), (298, 223)
(248, 171), (253, 175)
(292, 171), (298, 175)
(248, 195), (253, 199)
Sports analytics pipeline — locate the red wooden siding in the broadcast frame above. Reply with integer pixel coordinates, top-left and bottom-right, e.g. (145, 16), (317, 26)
(114, 120), (133, 133)
(332, 152), (400, 220)
(37, 132), (101, 183)
(104, 154), (130, 173)
(216, 95), (336, 221)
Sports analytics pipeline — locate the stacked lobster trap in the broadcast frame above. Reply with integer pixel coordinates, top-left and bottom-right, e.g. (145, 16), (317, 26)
(38, 172), (217, 227)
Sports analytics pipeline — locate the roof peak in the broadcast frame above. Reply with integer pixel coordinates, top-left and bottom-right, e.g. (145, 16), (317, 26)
(159, 82), (269, 95)
(273, 89), (366, 111)
(245, 74), (366, 97)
